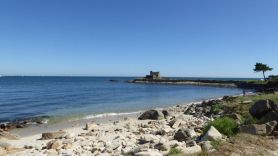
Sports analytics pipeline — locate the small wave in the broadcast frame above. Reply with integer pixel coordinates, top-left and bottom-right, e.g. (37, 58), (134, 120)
(84, 111), (142, 119)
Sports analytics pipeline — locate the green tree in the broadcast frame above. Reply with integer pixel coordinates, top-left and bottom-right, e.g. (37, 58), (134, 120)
(254, 63), (273, 81)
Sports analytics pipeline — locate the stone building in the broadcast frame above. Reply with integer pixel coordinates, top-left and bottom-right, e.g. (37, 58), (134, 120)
(145, 71), (160, 79)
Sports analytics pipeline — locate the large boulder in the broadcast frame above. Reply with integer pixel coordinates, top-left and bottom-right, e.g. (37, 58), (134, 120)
(249, 99), (277, 119)
(41, 131), (66, 140)
(262, 111), (278, 122)
(138, 110), (164, 120)
(201, 126), (222, 141)
(239, 124), (267, 135)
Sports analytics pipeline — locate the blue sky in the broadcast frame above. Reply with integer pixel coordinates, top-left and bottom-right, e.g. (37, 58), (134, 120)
(0, 0), (277, 78)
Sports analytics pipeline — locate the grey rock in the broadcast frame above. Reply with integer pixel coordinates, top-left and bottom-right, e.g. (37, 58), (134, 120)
(262, 111), (278, 122)
(85, 123), (99, 131)
(174, 128), (191, 142)
(138, 110), (164, 120)
(46, 140), (62, 149)
(265, 121), (277, 135)
(249, 99), (276, 119)
(201, 126), (222, 141)
(41, 131), (66, 140)
(176, 144), (202, 155)
(170, 119), (182, 129)
(201, 141), (214, 152)
(239, 124), (267, 135)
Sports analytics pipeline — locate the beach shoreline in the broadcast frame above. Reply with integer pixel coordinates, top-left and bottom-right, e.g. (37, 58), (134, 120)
(2, 91), (278, 156)
(8, 92), (251, 138)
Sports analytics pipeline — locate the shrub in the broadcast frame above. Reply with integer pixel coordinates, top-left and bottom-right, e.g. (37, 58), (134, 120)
(204, 117), (238, 137)
(168, 147), (182, 155)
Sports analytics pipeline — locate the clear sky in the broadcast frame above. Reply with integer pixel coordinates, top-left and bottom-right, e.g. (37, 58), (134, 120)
(0, 0), (277, 78)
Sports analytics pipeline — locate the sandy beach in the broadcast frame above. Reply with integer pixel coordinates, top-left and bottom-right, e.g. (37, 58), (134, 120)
(2, 99), (211, 156)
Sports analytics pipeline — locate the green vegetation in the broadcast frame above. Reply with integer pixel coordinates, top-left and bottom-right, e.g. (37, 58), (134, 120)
(211, 103), (224, 114)
(254, 63), (273, 81)
(243, 80), (268, 85)
(241, 114), (258, 124)
(223, 94), (278, 117)
(211, 140), (221, 150)
(167, 147), (183, 155)
(204, 117), (238, 137)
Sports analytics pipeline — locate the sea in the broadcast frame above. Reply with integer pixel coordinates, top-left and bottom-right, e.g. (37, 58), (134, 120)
(0, 76), (254, 123)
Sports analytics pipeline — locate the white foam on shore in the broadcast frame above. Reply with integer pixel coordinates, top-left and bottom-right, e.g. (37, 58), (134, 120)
(83, 111), (142, 119)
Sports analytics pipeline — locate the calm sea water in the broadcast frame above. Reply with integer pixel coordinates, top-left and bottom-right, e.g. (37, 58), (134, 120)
(0, 76), (247, 122)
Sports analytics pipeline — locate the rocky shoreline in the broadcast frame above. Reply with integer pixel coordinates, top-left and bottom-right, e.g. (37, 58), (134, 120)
(1, 94), (278, 156)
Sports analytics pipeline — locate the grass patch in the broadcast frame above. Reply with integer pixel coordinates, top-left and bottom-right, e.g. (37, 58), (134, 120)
(211, 140), (221, 150)
(211, 104), (224, 114)
(241, 114), (258, 124)
(204, 117), (238, 137)
(168, 147), (183, 155)
(221, 93), (278, 123)
(211, 133), (278, 155)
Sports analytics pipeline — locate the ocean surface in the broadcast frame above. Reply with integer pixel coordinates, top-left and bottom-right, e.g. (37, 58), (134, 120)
(0, 76), (250, 122)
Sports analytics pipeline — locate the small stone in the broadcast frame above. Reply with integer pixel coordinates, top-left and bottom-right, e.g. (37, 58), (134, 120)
(135, 149), (163, 156)
(41, 131), (66, 140)
(265, 121), (277, 135)
(63, 143), (73, 149)
(154, 143), (170, 151)
(46, 140), (62, 149)
(85, 123), (99, 131)
(186, 129), (197, 138)
(170, 119), (182, 129)
(201, 141), (214, 152)
(24, 145), (33, 149)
